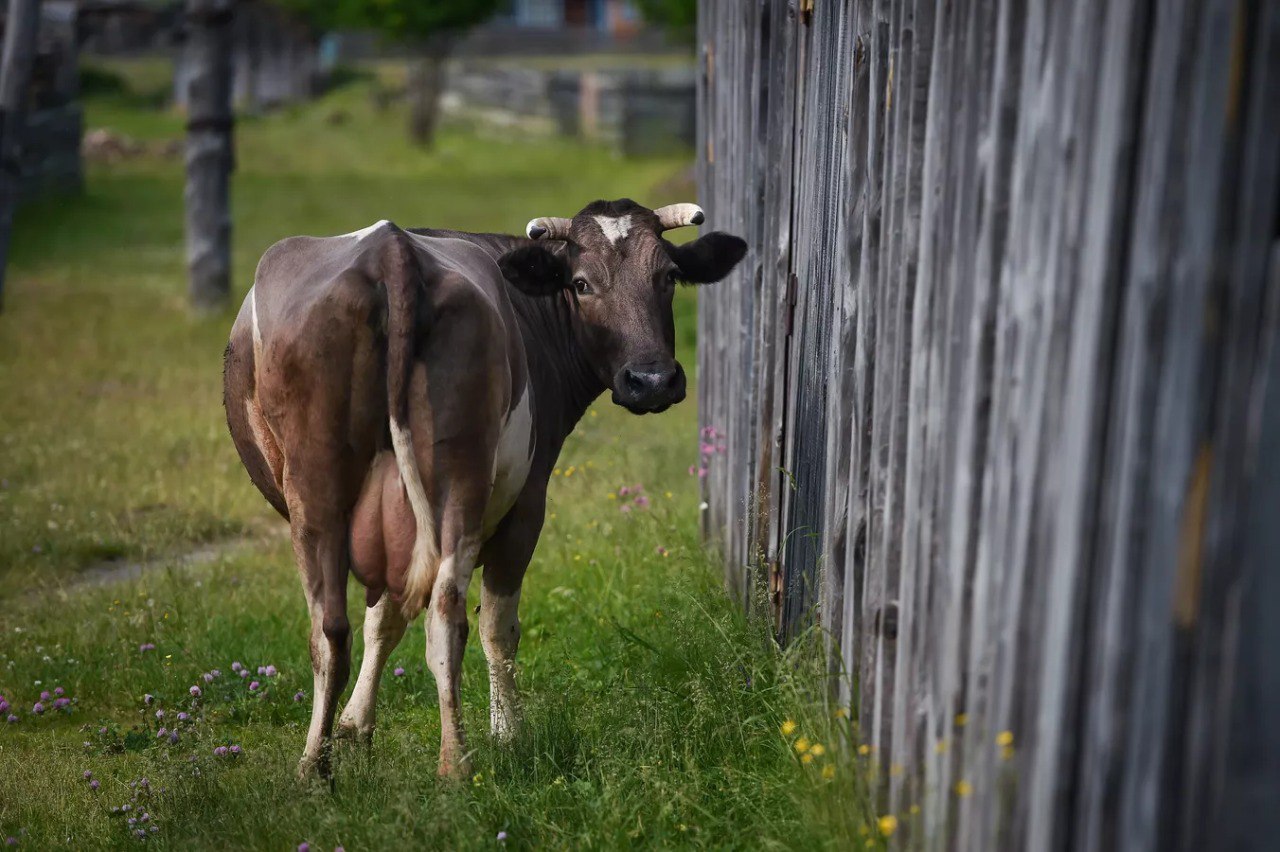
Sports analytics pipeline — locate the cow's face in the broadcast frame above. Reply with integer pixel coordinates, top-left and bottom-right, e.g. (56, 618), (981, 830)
(499, 199), (747, 414)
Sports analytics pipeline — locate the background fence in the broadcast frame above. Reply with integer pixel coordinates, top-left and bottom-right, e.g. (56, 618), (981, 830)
(695, 0), (1280, 849)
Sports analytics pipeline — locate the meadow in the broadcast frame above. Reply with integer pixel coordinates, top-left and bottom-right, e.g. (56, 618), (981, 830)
(0, 62), (871, 849)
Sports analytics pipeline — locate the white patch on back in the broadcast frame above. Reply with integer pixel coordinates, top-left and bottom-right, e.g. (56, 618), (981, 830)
(593, 215), (632, 245)
(343, 219), (392, 240)
(483, 383), (534, 535)
(390, 416), (440, 619)
(249, 285), (262, 354)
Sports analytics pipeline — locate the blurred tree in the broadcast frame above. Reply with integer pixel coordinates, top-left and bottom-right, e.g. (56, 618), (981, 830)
(0, 0), (40, 312)
(633, 0), (697, 42)
(183, 0), (234, 311)
(282, 0), (500, 148)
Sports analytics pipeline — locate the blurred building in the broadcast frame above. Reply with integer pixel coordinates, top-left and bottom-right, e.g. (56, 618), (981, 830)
(500, 0), (643, 38)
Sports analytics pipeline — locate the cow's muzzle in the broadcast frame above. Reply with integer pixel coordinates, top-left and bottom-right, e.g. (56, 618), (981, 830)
(612, 360), (686, 414)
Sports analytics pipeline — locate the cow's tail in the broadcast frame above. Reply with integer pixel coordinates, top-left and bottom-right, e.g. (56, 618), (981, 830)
(381, 226), (439, 621)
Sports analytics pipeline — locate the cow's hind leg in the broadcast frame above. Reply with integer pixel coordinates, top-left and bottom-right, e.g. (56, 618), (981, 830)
(427, 525), (483, 777)
(284, 482), (353, 783)
(336, 590), (407, 744)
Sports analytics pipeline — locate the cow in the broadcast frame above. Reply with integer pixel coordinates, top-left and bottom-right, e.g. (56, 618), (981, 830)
(222, 198), (746, 780)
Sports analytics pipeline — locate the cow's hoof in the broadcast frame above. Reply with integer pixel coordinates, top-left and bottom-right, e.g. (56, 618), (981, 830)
(296, 754), (334, 789)
(437, 754), (473, 781)
(334, 722), (373, 749)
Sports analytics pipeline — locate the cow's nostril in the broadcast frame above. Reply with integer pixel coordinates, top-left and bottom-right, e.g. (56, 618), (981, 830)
(664, 369), (680, 390)
(624, 369), (647, 393)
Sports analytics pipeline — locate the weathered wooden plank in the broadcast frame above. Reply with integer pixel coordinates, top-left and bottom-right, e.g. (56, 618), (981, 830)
(697, 1), (1280, 848)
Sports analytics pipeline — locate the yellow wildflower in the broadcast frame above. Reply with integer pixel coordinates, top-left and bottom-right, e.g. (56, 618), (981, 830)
(878, 815), (898, 837)
(1001, 744), (1015, 761)
(955, 712), (969, 727)
(553, 468), (561, 476)
(607, 493), (617, 500)
(810, 743), (826, 757)
(955, 780), (972, 797)
(935, 739), (949, 754)
(909, 804), (920, 815)
(858, 744), (871, 756)
(834, 706), (850, 719)
(664, 491), (673, 499)
(801, 753), (814, 764)
(780, 720), (797, 736)
(996, 730), (1014, 747)
(794, 737), (811, 754)
(822, 765), (836, 780)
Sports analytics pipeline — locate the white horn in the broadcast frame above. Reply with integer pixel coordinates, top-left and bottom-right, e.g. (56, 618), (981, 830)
(525, 217), (572, 240)
(654, 203), (705, 231)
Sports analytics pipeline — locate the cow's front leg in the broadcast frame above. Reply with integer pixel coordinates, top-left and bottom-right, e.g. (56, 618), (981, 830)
(337, 590), (407, 745)
(477, 495), (541, 741)
(480, 582), (522, 740)
(425, 542), (479, 777)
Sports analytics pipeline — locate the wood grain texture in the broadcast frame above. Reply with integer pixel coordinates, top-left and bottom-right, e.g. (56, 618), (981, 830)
(696, 0), (1280, 848)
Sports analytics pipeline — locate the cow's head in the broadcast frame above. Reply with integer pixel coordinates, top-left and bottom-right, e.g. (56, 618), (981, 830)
(498, 199), (747, 414)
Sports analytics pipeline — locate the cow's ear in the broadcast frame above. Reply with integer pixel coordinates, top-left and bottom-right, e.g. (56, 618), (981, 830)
(665, 232), (748, 284)
(498, 244), (572, 296)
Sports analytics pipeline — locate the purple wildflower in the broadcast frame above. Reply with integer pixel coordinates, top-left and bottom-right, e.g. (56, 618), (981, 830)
(54, 697), (70, 709)
(257, 666), (266, 676)
(264, 665), (277, 677)
(293, 690), (305, 702)
(155, 709), (164, 719)
(498, 831), (508, 842)
(248, 681), (260, 691)
(4, 837), (16, 846)
(99, 726), (108, 734)
(168, 731), (179, 745)
(393, 667), (405, 677)
(156, 728), (167, 738)
(53, 687), (65, 697)
(7, 714), (19, 724)
(238, 670), (249, 678)
(39, 690), (50, 701)
(143, 694), (153, 705)
(298, 844), (309, 852)
(189, 686), (201, 697)
(620, 503), (632, 514)
(656, 546), (669, 556)
(634, 495), (650, 509)
(139, 643), (155, 653)
(229, 745), (241, 755)
(121, 804), (131, 813)
(213, 746), (228, 757)
(31, 702), (44, 714)
(202, 672), (214, 683)
(211, 669), (221, 678)
(231, 661), (243, 672)
(619, 485), (631, 496)
(83, 770), (93, 780)
(90, 779), (100, 791)
(0, 698), (8, 714)
(177, 712), (189, 722)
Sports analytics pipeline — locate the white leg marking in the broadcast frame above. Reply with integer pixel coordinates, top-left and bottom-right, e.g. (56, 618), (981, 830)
(338, 592), (407, 739)
(301, 600), (331, 767)
(390, 417), (439, 619)
(593, 214), (633, 245)
(480, 587), (522, 739)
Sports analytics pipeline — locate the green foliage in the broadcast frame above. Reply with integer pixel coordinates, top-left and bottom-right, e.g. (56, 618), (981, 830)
(634, 0), (698, 41)
(279, 0), (501, 42)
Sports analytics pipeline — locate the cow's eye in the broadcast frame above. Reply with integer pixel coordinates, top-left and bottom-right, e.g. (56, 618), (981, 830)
(573, 277), (592, 296)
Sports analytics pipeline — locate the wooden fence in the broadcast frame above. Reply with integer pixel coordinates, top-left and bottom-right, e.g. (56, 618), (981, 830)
(695, 1), (1280, 849)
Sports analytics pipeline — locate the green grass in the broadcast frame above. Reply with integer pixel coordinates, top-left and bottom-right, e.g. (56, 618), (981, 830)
(0, 60), (871, 849)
